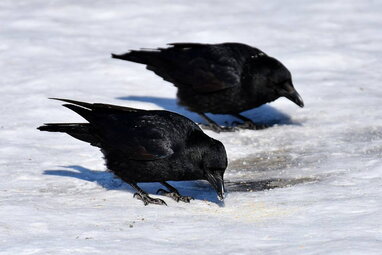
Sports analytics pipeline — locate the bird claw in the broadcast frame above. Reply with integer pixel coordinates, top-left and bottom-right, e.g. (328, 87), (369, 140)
(133, 192), (167, 206)
(199, 124), (237, 133)
(156, 189), (194, 203)
(233, 121), (268, 130)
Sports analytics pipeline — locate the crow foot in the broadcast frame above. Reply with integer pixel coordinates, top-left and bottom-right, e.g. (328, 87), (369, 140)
(157, 189), (194, 203)
(197, 112), (238, 133)
(231, 113), (269, 130)
(199, 123), (237, 133)
(133, 193), (167, 206)
(232, 121), (269, 130)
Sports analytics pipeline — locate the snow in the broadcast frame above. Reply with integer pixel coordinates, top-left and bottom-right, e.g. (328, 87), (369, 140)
(1, 0), (382, 254)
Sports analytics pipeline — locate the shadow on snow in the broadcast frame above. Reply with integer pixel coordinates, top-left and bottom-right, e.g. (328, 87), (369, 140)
(116, 96), (300, 127)
(43, 165), (316, 205)
(43, 165), (223, 205)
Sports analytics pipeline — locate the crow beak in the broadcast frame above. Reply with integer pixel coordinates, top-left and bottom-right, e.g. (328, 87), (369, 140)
(206, 172), (225, 201)
(282, 82), (304, 108)
(286, 90), (304, 108)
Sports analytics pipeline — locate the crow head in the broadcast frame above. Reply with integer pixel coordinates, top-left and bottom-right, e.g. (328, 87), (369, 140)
(248, 54), (304, 107)
(203, 139), (227, 201)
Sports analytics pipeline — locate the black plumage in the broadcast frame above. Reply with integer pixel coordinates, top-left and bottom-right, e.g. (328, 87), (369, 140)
(38, 98), (227, 205)
(112, 42), (304, 132)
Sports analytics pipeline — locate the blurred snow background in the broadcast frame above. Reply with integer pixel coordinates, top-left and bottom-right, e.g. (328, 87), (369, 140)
(0, 0), (381, 254)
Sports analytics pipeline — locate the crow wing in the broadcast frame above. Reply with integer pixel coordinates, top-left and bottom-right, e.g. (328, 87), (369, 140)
(52, 98), (175, 161)
(165, 43), (243, 93)
(98, 115), (175, 161)
(113, 43), (249, 93)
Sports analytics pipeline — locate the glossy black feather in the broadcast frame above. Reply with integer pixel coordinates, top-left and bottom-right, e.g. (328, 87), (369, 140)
(112, 43), (304, 124)
(38, 99), (227, 202)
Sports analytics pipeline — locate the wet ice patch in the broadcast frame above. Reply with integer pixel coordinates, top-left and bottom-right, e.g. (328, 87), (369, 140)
(225, 177), (319, 192)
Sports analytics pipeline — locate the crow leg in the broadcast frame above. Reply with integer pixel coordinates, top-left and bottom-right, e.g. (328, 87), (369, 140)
(231, 113), (267, 130)
(198, 113), (236, 133)
(129, 183), (167, 206)
(157, 182), (194, 203)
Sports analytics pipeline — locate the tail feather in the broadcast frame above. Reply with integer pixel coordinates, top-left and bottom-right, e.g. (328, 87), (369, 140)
(167, 42), (204, 48)
(62, 104), (93, 122)
(37, 123), (100, 146)
(51, 98), (142, 114)
(50, 98), (93, 109)
(38, 123), (88, 132)
(37, 98), (145, 147)
(112, 50), (180, 86)
(111, 50), (161, 65)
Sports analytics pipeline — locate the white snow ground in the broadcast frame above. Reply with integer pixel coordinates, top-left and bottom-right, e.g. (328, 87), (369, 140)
(1, 0), (381, 254)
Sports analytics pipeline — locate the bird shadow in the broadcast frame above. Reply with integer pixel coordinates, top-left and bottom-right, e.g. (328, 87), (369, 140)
(43, 166), (317, 206)
(43, 165), (223, 205)
(117, 95), (300, 127)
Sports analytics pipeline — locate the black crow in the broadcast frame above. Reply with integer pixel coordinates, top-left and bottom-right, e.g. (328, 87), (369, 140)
(38, 98), (227, 206)
(112, 42), (304, 132)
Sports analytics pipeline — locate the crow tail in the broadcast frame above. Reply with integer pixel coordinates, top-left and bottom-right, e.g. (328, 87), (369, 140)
(111, 50), (161, 65)
(37, 123), (100, 146)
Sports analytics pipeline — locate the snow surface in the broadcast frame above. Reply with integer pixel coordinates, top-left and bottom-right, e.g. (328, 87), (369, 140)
(1, 0), (382, 254)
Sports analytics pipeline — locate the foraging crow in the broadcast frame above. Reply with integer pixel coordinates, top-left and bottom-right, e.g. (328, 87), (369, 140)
(38, 98), (227, 205)
(112, 43), (304, 132)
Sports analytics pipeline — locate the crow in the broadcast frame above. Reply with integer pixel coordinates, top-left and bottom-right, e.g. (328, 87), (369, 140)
(112, 42), (304, 132)
(38, 98), (227, 206)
